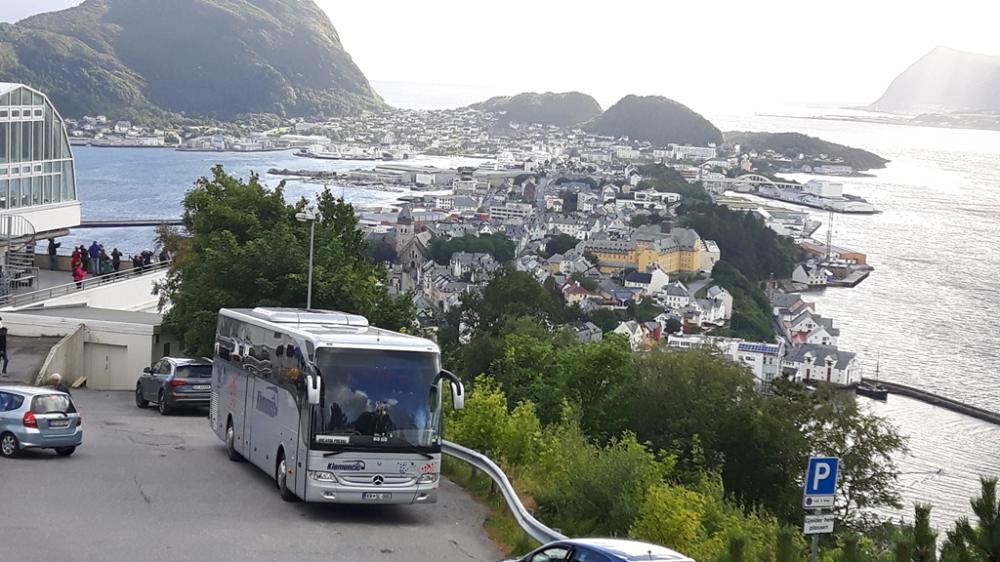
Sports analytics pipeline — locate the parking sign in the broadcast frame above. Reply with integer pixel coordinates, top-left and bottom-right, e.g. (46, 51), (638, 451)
(803, 457), (839, 508)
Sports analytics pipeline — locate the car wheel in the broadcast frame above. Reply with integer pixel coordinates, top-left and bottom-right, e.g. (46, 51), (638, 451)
(0, 432), (20, 458)
(225, 421), (242, 462)
(55, 446), (76, 457)
(277, 454), (297, 502)
(158, 390), (171, 415)
(135, 385), (148, 408)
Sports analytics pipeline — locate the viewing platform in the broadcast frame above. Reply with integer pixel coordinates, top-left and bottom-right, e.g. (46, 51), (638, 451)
(79, 218), (182, 228)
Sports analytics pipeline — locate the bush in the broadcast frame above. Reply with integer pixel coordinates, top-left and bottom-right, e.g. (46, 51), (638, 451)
(529, 413), (669, 537)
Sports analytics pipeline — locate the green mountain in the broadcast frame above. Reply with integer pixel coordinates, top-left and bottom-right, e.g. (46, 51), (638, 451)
(583, 95), (722, 146)
(868, 47), (1000, 114)
(724, 131), (888, 171)
(469, 91), (602, 126)
(0, 0), (382, 122)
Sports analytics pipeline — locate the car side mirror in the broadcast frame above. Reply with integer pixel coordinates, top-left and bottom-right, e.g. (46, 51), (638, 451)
(143, 367), (152, 374)
(438, 370), (465, 410)
(306, 374), (321, 405)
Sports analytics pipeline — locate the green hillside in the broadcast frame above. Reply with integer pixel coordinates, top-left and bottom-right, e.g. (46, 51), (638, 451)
(0, 0), (383, 122)
(724, 131), (889, 170)
(469, 91), (602, 126)
(583, 94), (722, 146)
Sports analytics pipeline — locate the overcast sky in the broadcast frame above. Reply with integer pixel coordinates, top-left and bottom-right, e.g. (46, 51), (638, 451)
(6, 0), (1000, 111)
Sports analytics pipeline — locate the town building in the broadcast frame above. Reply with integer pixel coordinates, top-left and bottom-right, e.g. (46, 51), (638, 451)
(0, 83), (81, 234)
(783, 344), (860, 386)
(583, 226), (718, 275)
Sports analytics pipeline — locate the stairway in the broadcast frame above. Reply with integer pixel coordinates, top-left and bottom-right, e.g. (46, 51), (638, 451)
(0, 214), (39, 297)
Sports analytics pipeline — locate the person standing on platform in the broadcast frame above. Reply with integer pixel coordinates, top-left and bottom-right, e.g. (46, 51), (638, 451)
(0, 320), (8, 375)
(47, 238), (61, 271)
(111, 248), (122, 272)
(72, 262), (86, 289)
(88, 241), (101, 274)
(80, 245), (91, 274)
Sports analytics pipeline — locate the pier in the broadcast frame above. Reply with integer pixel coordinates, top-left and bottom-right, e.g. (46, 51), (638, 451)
(78, 219), (183, 228)
(865, 378), (1000, 425)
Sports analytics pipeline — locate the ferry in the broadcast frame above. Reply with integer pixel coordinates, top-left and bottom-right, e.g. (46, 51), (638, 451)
(756, 180), (877, 214)
(295, 145), (379, 161)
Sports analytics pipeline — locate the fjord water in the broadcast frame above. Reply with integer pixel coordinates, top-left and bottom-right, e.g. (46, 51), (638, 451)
(712, 110), (1000, 527)
(69, 112), (999, 527)
(68, 148), (480, 254)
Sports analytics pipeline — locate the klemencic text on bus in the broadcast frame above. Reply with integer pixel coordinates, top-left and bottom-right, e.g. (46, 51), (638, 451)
(209, 307), (465, 504)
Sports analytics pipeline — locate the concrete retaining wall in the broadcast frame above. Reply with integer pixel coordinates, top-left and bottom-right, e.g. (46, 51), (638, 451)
(34, 323), (85, 386)
(24, 269), (167, 312)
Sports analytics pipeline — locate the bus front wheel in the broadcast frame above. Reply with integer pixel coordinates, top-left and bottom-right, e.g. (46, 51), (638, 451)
(276, 453), (297, 502)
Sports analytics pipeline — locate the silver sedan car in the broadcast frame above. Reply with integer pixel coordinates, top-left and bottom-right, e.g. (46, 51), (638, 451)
(0, 385), (83, 458)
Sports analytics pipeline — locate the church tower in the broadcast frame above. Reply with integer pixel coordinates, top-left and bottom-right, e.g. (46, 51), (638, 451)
(396, 204), (416, 269)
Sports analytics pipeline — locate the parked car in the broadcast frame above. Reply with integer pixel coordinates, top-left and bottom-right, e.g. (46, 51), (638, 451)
(0, 385), (83, 458)
(502, 539), (694, 562)
(135, 357), (213, 415)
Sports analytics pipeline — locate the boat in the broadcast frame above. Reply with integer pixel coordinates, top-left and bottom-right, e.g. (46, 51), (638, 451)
(855, 354), (888, 401)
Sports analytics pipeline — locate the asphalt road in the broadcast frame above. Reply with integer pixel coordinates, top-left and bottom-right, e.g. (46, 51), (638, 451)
(0, 390), (502, 562)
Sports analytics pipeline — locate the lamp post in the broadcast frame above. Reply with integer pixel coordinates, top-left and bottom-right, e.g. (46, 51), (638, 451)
(295, 205), (322, 310)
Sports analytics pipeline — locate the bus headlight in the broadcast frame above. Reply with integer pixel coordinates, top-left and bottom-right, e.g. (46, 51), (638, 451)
(417, 473), (438, 484)
(308, 471), (338, 483)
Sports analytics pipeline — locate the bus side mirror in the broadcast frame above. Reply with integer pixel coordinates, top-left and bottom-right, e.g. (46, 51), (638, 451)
(438, 370), (465, 410)
(306, 374), (321, 405)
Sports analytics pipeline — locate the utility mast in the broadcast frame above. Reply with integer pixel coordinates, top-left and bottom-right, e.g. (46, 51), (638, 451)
(825, 209), (834, 262)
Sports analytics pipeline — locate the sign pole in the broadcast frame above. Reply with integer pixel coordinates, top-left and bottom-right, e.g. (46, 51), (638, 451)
(810, 534), (819, 562)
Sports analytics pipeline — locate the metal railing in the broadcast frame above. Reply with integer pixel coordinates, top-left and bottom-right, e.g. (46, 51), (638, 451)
(0, 260), (171, 309)
(441, 439), (567, 544)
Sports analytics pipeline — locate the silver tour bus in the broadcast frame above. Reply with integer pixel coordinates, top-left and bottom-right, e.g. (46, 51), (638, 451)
(209, 307), (465, 504)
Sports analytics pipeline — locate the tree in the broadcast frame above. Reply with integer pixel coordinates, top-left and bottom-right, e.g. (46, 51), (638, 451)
(588, 308), (621, 333)
(158, 166), (414, 355)
(367, 238), (397, 264)
(804, 386), (907, 528)
(946, 478), (1000, 562)
(428, 233), (515, 265)
(544, 233), (581, 257)
(912, 504), (938, 562)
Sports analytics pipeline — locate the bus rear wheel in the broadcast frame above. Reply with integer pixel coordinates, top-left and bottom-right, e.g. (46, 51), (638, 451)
(276, 453), (297, 502)
(225, 421), (242, 462)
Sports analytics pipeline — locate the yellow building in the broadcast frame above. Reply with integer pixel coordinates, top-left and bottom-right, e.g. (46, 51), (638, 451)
(584, 226), (719, 275)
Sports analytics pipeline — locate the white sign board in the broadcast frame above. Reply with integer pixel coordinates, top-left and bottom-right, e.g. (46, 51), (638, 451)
(803, 514), (835, 535)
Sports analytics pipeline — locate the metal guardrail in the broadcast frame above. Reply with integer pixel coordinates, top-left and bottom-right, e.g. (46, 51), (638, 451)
(0, 260), (171, 308)
(442, 439), (567, 544)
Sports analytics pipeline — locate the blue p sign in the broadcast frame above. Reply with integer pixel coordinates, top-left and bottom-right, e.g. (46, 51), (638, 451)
(805, 457), (840, 496)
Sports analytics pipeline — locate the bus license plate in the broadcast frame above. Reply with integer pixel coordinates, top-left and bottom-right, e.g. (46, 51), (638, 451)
(362, 492), (392, 501)
(194, 385), (211, 390)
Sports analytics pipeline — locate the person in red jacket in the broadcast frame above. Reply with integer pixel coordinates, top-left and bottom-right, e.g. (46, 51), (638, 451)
(72, 263), (86, 289)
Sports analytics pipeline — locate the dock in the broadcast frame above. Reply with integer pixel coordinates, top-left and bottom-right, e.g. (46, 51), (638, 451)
(867, 378), (1000, 425)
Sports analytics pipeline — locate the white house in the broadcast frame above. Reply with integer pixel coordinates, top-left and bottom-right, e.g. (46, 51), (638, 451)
(705, 285), (733, 321)
(792, 263), (832, 287)
(613, 320), (644, 351)
(728, 341), (785, 391)
(660, 281), (691, 309)
(624, 264), (670, 295)
(783, 344), (860, 386)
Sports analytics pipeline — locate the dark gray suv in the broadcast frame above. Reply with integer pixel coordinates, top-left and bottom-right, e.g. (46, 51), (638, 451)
(135, 357), (213, 415)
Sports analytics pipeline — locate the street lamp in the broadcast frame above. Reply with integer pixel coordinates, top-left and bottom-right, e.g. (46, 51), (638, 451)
(295, 204), (323, 310)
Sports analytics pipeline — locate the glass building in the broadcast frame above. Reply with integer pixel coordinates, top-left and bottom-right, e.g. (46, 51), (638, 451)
(0, 83), (77, 212)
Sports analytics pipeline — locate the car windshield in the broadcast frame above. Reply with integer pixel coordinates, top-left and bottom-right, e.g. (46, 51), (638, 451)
(312, 348), (441, 449)
(176, 365), (212, 378)
(33, 394), (76, 414)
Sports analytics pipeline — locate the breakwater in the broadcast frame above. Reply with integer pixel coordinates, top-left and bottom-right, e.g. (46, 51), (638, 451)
(865, 378), (1000, 425)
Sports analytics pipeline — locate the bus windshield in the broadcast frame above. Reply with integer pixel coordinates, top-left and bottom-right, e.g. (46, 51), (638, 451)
(312, 348), (441, 450)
